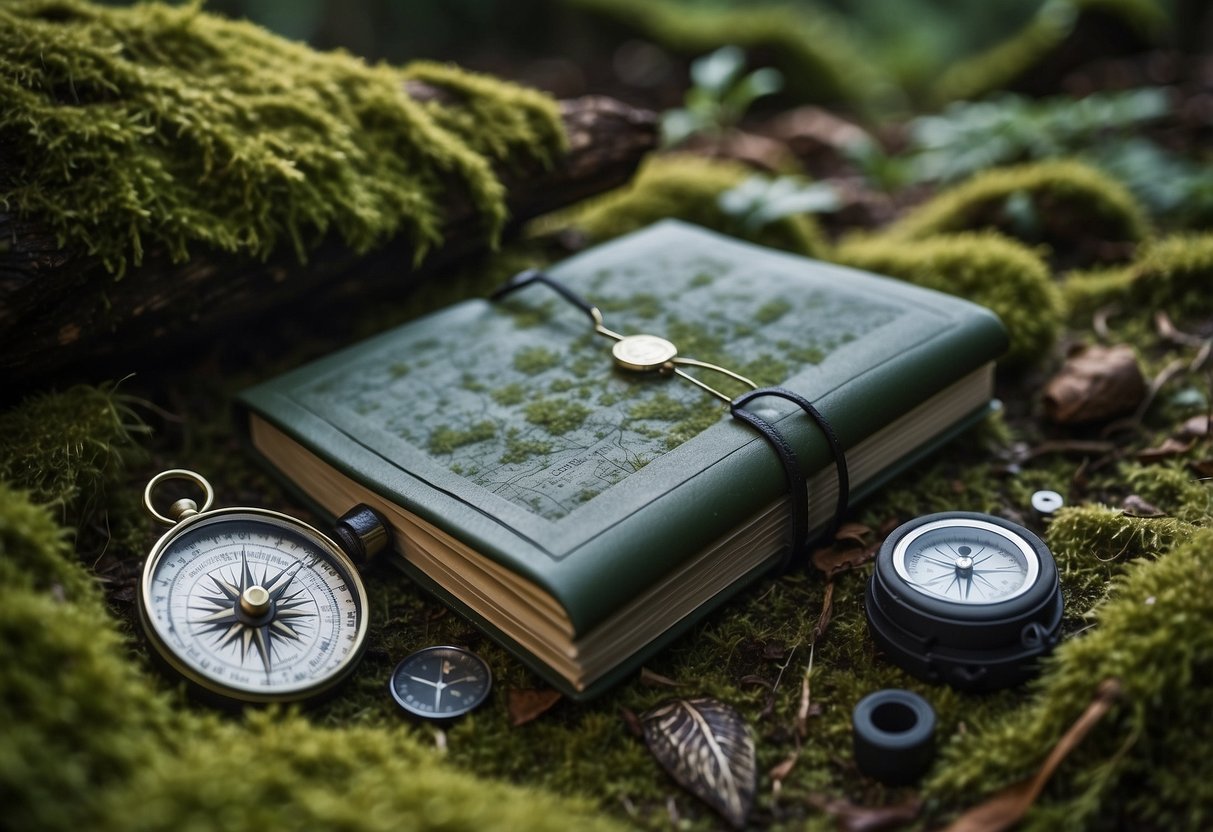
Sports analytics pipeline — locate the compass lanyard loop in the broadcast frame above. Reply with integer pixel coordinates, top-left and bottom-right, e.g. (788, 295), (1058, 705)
(491, 269), (850, 567)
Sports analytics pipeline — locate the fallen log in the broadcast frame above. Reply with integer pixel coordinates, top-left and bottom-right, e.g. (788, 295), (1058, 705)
(0, 90), (657, 383)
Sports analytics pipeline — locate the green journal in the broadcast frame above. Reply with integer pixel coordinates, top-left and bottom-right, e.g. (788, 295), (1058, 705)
(238, 220), (1008, 698)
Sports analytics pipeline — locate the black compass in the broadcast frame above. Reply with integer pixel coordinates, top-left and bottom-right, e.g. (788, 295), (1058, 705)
(865, 512), (1063, 691)
(389, 646), (493, 719)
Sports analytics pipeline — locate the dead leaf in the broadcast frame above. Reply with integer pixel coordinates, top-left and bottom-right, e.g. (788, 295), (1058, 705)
(1136, 436), (1194, 463)
(642, 698), (757, 830)
(1121, 495), (1167, 517)
(639, 667), (683, 688)
(812, 543), (877, 577)
(1102, 358), (1190, 436)
(769, 106), (871, 149)
(939, 679), (1122, 832)
(834, 522), (872, 545)
(1042, 344), (1147, 424)
(1190, 458), (1213, 479)
(507, 688), (562, 727)
(1178, 414), (1211, 438)
(808, 794), (922, 832)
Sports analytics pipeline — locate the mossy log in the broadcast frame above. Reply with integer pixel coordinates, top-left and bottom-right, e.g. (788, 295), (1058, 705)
(0, 88), (656, 383)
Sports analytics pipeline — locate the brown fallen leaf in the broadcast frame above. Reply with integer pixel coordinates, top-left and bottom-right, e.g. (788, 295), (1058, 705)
(834, 522), (873, 545)
(768, 105), (872, 154)
(939, 679), (1122, 832)
(1043, 344), (1147, 424)
(642, 698), (757, 830)
(1190, 458), (1213, 478)
(812, 543), (877, 577)
(1121, 495), (1167, 517)
(1178, 414), (1212, 438)
(1136, 436), (1194, 463)
(808, 794), (922, 832)
(507, 688), (562, 727)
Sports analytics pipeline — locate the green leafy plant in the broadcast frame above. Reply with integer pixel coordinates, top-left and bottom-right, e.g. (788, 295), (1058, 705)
(661, 46), (783, 147)
(851, 88), (1213, 227)
(906, 88), (1169, 183)
(717, 174), (839, 232)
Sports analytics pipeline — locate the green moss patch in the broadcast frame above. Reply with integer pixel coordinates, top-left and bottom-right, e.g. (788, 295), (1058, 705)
(834, 232), (1063, 365)
(0, 384), (146, 509)
(880, 160), (1150, 265)
(1063, 233), (1213, 323)
(568, 155), (828, 257)
(931, 523), (1213, 830)
(0, 388), (623, 832)
(524, 397), (592, 435)
(427, 420), (497, 455)
(513, 346), (561, 375)
(0, 0), (564, 274)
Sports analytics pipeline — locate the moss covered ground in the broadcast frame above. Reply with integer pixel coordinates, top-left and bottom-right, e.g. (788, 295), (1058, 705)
(4, 2), (1213, 831)
(7, 181), (1213, 830)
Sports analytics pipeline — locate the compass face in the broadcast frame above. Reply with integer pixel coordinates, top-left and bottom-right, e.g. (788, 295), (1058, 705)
(389, 646), (492, 719)
(892, 517), (1040, 605)
(140, 510), (367, 701)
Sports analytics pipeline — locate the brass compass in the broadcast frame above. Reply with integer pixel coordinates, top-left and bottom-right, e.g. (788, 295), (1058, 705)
(139, 470), (386, 704)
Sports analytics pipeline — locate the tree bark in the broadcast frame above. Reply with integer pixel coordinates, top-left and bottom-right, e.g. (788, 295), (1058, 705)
(0, 90), (657, 383)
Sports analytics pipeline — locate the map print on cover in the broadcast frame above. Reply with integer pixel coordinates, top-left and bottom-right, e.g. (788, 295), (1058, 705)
(298, 248), (901, 522)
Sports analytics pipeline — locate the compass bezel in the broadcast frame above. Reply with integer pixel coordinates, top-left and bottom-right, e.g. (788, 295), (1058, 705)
(139, 506), (370, 705)
(388, 645), (493, 720)
(891, 516), (1041, 605)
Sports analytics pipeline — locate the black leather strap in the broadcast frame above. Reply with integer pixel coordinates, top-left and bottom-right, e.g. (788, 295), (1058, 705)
(731, 386), (849, 567)
(490, 268), (600, 326)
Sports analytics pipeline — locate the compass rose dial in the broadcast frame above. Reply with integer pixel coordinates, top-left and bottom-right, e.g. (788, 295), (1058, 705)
(140, 510), (366, 701)
(893, 517), (1039, 605)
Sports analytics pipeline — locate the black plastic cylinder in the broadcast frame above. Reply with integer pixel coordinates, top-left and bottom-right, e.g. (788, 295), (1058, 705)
(852, 689), (936, 786)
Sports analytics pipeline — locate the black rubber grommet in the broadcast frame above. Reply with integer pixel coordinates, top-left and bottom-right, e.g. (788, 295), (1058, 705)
(852, 689), (936, 786)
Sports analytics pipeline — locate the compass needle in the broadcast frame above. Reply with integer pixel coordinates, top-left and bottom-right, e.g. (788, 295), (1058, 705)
(252, 626), (273, 675)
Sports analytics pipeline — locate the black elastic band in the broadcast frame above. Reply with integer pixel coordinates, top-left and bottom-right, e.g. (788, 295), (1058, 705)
(490, 269), (600, 326)
(731, 386), (849, 568)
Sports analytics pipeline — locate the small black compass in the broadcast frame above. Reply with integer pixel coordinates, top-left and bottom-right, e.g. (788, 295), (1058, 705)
(865, 512), (1063, 691)
(389, 646), (492, 719)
